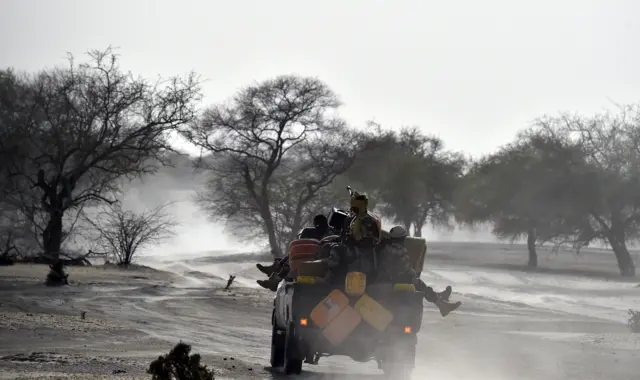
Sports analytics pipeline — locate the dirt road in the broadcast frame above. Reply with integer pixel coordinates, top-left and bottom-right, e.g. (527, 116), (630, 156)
(1, 245), (638, 379)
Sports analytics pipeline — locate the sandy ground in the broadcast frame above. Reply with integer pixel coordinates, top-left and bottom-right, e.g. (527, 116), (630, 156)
(0, 243), (639, 380)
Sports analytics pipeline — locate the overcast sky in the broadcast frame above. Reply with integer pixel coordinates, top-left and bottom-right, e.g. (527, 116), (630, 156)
(3, 0), (639, 158)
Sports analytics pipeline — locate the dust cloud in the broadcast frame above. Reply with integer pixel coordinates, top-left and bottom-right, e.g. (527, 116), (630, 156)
(117, 163), (256, 259)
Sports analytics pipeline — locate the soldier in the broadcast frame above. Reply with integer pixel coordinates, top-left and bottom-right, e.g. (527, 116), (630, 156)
(256, 214), (336, 291)
(325, 191), (382, 278)
(377, 225), (462, 317)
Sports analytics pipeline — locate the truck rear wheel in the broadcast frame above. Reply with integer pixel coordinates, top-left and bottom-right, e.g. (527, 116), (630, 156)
(283, 323), (303, 375)
(270, 322), (285, 368)
(381, 340), (416, 380)
(384, 363), (413, 380)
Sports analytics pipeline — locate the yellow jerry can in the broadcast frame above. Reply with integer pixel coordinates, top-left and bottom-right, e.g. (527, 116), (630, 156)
(354, 293), (394, 332)
(345, 271), (366, 297)
(322, 305), (362, 346)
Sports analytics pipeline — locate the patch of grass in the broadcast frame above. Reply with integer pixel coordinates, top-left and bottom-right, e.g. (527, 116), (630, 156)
(628, 309), (640, 333)
(148, 342), (214, 380)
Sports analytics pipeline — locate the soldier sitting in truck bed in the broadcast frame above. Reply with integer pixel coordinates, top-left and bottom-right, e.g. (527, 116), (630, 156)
(377, 225), (462, 317)
(256, 214), (337, 291)
(324, 191), (381, 279)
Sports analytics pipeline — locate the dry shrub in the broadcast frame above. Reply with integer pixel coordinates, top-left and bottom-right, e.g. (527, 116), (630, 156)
(148, 342), (214, 380)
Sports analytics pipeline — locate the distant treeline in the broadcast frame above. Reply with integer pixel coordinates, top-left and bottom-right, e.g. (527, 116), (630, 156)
(0, 48), (638, 277)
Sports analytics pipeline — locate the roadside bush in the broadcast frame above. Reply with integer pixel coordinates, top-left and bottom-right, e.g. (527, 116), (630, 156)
(628, 309), (640, 333)
(88, 203), (177, 266)
(148, 342), (214, 380)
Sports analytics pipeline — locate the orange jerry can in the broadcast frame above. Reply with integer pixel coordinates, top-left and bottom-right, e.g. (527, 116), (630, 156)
(310, 289), (349, 328)
(322, 305), (362, 346)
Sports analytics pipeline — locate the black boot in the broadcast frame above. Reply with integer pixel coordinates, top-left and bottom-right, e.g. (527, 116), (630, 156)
(256, 263), (277, 276)
(257, 274), (281, 292)
(437, 285), (452, 302)
(436, 299), (462, 317)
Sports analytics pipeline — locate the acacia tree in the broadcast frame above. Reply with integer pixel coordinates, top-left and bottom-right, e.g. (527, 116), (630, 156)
(0, 70), (26, 197)
(87, 203), (177, 265)
(0, 48), (201, 278)
(455, 132), (585, 268)
(0, 70), (30, 255)
(271, 131), (360, 245)
(186, 75), (354, 256)
(351, 125), (464, 236)
(534, 106), (640, 277)
(394, 128), (464, 236)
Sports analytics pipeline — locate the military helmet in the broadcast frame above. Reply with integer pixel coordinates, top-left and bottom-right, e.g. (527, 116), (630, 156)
(389, 225), (408, 239)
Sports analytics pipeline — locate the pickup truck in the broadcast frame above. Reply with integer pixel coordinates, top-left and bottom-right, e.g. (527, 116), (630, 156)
(270, 264), (425, 378)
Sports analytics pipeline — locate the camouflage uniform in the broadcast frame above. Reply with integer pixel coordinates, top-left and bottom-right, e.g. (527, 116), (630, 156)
(376, 239), (416, 283)
(325, 213), (380, 278)
(376, 231), (462, 317)
(349, 213), (381, 245)
(326, 243), (370, 271)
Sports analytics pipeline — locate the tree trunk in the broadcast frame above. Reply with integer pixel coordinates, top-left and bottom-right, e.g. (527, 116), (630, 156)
(43, 210), (63, 260)
(607, 230), (636, 277)
(259, 200), (282, 258)
(592, 213), (636, 277)
(264, 217), (281, 258)
(526, 227), (538, 269)
(402, 218), (411, 236)
(611, 243), (635, 277)
(289, 200), (305, 244)
(413, 208), (429, 238)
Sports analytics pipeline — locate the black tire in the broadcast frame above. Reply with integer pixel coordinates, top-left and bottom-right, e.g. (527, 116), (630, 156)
(270, 322), (285, 368)
(283, 323), (303, 375)
(381, 340), (416, 380)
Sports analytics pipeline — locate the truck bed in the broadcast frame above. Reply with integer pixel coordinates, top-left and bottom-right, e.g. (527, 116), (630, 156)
(276, 280), (425, 359)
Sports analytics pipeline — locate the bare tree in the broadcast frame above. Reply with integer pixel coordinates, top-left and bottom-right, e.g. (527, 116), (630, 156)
(0, 203), (34, 259)
(196, 134), (358, 253)
(0, 48), (201, 273)
(87, 203), (177, 265)
(185, 75), (352, 256)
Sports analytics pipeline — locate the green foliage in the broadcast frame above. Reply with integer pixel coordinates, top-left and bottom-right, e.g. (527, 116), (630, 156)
(455, 132), (586, 244)
(346, 124), (464, 236)
(532, 108), (640, 276)
(148, 342), (214, 380)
